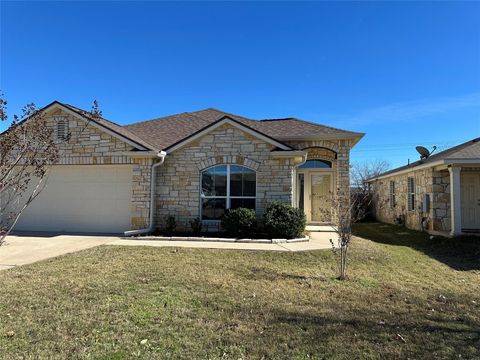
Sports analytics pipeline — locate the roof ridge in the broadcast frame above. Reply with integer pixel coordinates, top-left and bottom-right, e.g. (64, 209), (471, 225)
(425, 136), (480, 160)
(194, 107), (257, 122)
(125, 111), (194, 127)
(260, 118), (295, 121)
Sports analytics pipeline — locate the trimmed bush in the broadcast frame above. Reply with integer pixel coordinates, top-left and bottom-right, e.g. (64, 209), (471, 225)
(263, 201), (306, 239)
(189, 217), (202, 235)
(221, 208), (256, 237)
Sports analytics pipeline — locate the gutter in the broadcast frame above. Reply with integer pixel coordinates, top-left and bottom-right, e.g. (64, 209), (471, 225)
(124, 151), (167, 236)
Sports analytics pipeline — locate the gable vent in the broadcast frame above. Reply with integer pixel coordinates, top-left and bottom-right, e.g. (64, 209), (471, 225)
(55, 116), (68, 140)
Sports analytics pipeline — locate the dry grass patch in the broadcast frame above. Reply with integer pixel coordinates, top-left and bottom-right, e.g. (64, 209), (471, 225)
(0, 222), (479, 359)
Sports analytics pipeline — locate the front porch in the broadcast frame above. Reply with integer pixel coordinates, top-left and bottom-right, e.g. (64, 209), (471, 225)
(448, 166), (480, 236)
(291, 146), (349, 227)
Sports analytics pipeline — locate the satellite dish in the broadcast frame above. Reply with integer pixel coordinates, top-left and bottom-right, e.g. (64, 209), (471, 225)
(416, 146), (430, 159)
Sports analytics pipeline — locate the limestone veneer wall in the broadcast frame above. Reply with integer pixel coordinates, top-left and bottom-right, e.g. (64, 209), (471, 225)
(285, 139), (353, 225)
(155, 123), (297, 231)
(45, 109), (152, 230)
(371, 167), (451, 232)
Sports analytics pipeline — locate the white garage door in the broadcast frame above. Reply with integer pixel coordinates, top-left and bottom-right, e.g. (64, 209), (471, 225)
(13, 165), (133, 234)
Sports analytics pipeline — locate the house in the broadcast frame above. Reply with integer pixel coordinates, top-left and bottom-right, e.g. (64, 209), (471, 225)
(366, 138), (480, 236)
(9, 101), (364, 235)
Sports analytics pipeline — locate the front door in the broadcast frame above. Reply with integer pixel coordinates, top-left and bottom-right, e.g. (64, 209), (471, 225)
(461, 173), (480, 230)
(297, 171), (333, 223)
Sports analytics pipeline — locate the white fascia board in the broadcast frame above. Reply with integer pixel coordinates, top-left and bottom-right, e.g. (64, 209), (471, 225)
(446, 159), (480, 165)
(119, 151), (161, 158)
(365, 160), (444, 182)
(166, 118), (292, 154)
(276, 133), (365, 146)
(43, 103), (149, 151)
(270, 150), (307, 157)
(367, 158), (480, 182)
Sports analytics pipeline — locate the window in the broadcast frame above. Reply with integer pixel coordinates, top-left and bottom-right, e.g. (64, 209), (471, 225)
(55, 116), (68, 140)
(407, 177), (415, 211)
(389, 181), (396, 208)
(298, 159), (332, 169)
(201, 164), (256, 220)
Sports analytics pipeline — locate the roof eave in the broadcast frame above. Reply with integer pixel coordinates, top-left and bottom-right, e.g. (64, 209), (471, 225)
(277, 133), (365, 145)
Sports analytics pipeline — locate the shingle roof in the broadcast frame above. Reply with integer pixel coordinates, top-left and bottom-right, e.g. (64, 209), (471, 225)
(124, 107), (364, 150)
(367, 137), (480, 180)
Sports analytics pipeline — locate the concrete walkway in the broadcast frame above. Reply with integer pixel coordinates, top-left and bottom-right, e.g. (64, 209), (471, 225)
(0, 231), (337, 270)
(107, 231), (336, 252)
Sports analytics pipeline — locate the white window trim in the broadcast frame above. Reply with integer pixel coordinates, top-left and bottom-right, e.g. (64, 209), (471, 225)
(407, 177), (415, 211)
(389, 180), (396, 209)
(200, 164), (257, 221)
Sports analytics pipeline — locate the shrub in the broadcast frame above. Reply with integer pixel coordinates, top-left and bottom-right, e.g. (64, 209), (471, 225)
(165, 215), (176, 234)
(221, 208), (256, 237)
(189, 217), (202, 235)
(263, 201), (306, 239)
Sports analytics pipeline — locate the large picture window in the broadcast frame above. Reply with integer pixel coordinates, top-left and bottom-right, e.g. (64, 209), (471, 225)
(201, 164), (256, 220)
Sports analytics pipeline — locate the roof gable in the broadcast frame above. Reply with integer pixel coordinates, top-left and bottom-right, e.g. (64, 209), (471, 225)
(42, 101), (157, 151)
(124, 107), (364, 150)
(165, 116), (293, 153)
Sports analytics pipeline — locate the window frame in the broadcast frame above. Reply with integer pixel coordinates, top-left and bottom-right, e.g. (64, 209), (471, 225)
(389, 180), (396, 209)
(407, 177), (415, 211)
(200, 164), (257, 221)
(298, 159), (332, 169)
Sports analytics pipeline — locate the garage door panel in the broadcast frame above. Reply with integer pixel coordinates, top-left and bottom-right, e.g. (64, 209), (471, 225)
(13, 165), (133, 234)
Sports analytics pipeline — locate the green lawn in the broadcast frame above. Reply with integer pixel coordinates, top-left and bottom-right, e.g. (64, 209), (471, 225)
(0, 223), (479, 359)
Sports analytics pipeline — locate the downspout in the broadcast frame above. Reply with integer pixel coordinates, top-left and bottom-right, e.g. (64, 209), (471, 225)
(124, 151), (167, 237)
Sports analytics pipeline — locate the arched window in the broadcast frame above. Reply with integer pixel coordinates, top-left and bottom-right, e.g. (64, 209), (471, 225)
(298, 159), (332, 169)
(201, 164), (256, 220)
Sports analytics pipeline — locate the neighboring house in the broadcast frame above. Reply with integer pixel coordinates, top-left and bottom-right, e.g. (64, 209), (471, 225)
(9, 101), (364, 234)
(366, 138), (480, 236)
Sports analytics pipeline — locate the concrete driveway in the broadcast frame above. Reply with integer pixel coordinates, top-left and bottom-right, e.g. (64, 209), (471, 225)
(0, 235), (117, 270)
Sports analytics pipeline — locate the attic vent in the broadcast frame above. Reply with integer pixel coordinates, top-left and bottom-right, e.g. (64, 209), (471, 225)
(55, 116), (68, 140)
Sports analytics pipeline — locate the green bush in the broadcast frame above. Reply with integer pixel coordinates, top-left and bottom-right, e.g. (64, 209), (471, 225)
(263, 201), (306, 239)
(221, 208), (256, 237)
(189, 217), (202, 235)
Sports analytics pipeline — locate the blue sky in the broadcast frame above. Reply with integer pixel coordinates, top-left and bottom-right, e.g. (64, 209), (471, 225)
(1, 1), (479, 169)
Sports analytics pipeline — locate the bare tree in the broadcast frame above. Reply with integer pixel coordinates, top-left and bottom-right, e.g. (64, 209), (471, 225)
(329, 191), (380, 280)
(325, 160), (390, 280)
(351, 159), (390, 190)
(0, 95), (101, 245)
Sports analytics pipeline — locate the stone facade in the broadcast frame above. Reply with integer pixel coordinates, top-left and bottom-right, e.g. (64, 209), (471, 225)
(285, 139), (353, 222)
(155, 123), (300, 231)
(370, 167), (453, 232)
(40, 108), (356, 233)
(45, 109), (153, 230)
(154, 130), (354, 231)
